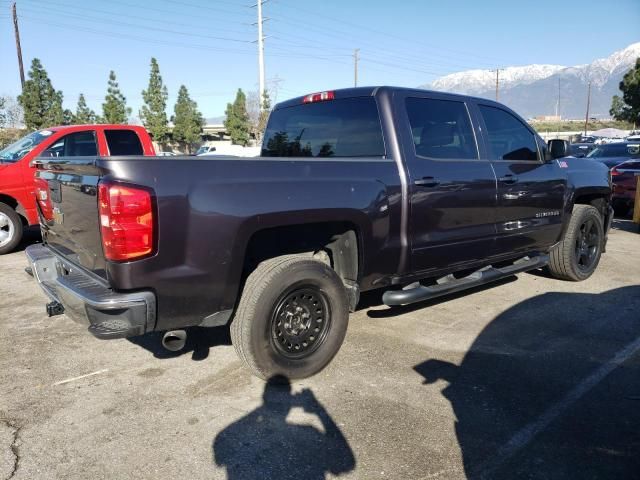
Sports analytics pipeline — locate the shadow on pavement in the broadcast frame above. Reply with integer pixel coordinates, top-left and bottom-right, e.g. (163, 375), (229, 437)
(128, 326), (231, 361)
(212, 375), (355, 480)
(14, 226), (41, 253)
(612, 218), (639, 233)
(414, 285), (640, 479)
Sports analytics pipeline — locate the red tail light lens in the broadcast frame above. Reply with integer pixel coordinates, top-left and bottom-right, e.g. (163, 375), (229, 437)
(34, 178), (53, 221)
(303, 91), (335, 103)
(610, 168), (621, 176)
(98, 182), (155, 262)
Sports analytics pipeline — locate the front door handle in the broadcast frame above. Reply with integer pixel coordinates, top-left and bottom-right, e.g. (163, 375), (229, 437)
(414, 176), (440, 187)
(499, 174), (519, 184)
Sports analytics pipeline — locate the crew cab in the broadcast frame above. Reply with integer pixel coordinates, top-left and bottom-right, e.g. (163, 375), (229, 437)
(26, 87), (612, 379)
(0, 124), (154, 254)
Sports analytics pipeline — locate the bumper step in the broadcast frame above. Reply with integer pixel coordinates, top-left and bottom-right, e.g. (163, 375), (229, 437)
(88, 319), (144, 339)
(382, 254), (549, 307)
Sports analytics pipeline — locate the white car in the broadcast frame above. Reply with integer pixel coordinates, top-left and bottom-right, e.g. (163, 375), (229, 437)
(195, 145), (217, 155)
(157, 151), (177, 156)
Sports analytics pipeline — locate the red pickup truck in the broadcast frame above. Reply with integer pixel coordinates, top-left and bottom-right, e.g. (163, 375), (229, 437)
(0, 124), (154, 254)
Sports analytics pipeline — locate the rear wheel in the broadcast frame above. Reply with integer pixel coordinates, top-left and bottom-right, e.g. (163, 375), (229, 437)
(0, 203), (23, 255)
(231, 255), (349, 380)
(548, 204), (604, 281)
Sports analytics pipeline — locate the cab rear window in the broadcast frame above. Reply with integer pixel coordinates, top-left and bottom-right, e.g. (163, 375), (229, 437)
(105, 130), (144, 155)
(261, 97), (385, 158)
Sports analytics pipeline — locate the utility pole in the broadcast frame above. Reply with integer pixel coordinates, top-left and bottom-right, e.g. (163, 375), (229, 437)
(584, 82), (591, 135)
(12, 2), (25, 89)
(555, 77), (561, 119)
(353, 48), (360, 87)
(252, 0), (267, 110)
(491, 69), (503, 101)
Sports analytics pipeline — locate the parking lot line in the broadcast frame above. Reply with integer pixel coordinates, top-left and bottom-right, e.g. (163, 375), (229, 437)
(477, 334), (640, 478)
(52, 369), (109, 386)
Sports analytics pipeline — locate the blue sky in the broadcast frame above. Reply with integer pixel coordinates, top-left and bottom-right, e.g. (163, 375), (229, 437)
(1, 0), (638, 119)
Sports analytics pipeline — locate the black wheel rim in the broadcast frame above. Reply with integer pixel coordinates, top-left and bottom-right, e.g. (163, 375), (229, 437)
(574, 218), (600, 271)
(270, 286), (331, 359)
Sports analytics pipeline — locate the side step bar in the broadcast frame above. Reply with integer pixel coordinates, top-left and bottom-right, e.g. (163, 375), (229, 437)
(382, 255), (548, 307)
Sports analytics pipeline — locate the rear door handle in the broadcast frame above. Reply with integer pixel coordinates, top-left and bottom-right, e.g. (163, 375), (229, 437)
(499, 174), (518, 184)
(414, 176), (440, 187)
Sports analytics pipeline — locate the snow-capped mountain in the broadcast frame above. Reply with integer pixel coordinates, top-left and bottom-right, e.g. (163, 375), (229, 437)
(430, 64), (566, 95)
(422, 43), (640, 119)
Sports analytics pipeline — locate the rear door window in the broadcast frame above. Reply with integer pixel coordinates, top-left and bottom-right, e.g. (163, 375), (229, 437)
(261, 97), (385, 158)
(41, 131), (97, 157)
(479, 105), (539, 161)
(405, 97), (478, 160)
(104, 130), (144, 155)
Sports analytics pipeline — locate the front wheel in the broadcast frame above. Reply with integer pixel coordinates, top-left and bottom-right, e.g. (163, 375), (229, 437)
(0, 203), (23, 255)
(547, 204), (604, 281)
(231, 255), (349, 380)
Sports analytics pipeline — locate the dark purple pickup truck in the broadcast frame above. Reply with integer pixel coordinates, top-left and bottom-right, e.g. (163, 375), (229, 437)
(26, 87), (612, 379)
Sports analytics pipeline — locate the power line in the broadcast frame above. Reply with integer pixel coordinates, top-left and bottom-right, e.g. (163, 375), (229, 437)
(271, 0), (509, 65)
(21, 0), (253, 36)
(17, 4), (252, 44)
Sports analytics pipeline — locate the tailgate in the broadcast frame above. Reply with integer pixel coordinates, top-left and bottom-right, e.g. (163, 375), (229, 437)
(34, 157), (107, 279)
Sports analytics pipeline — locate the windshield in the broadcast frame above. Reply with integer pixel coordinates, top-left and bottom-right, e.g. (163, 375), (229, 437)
(587, 143), (639, 158)
(0, 130), (55, 163)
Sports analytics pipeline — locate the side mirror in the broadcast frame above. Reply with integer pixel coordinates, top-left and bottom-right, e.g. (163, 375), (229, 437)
(548, 139), (569, 159)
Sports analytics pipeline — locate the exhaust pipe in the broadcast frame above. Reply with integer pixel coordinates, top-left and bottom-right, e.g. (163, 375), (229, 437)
(162, 330), (187, 352)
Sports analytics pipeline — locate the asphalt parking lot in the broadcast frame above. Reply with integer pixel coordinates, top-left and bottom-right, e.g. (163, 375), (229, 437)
(1, 221), (639, 480)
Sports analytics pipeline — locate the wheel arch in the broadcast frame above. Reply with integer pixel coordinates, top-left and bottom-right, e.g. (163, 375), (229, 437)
(0, 194), (28, 226)
(230, 220), (363, 313)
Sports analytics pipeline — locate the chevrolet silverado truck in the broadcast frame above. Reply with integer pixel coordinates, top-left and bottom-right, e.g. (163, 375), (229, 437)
(0, 124), (155, 254)
(26, 87), (612, 379)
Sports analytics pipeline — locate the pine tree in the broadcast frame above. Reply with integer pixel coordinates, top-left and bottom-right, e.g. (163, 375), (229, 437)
(257, 90), (272, 142)
(0, 97), (6, 127)
(74, 94), (97, 124)
(171, 85), (204, 154)
(62, 109), (74, 125)
(18, 58), (64, 130)
(102, 71), (131, 124)
(610, 58), (640, 125)
(224, 88), (250, 146)
(140, 58), (169, 143)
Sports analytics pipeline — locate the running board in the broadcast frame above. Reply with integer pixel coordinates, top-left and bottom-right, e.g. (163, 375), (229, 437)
(382, 255), (549, 307)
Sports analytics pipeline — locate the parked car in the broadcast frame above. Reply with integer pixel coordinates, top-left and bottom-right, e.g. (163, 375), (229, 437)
(0, 125), (155, 254)
(610, 159), (640, 216)
(195, 145), (217, 155)
(568, 143), (595, 158)
(26, 87), (612, 380)
(586, 142), (640, 168)
(157, 151), (176, 156)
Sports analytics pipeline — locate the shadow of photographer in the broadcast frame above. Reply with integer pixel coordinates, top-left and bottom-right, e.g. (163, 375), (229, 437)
(212, 375), (355, 480)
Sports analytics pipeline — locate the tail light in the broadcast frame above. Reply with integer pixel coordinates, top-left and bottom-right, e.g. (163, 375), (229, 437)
(98, 182), (155, 262)
(34, 178), (53, 221)
(303, 91), (335, 104)
(610, 168), (621, 176)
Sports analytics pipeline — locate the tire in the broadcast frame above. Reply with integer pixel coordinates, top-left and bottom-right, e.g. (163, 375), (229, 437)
(231, 255), (350, 380)
(547, 204), (604, 281)
(0, 203), (23, 255)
